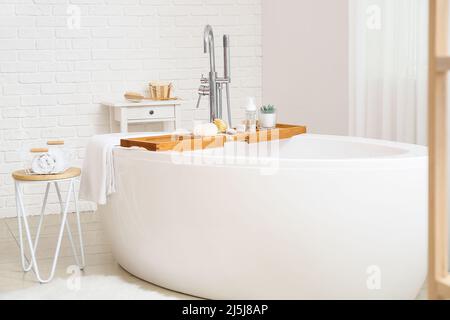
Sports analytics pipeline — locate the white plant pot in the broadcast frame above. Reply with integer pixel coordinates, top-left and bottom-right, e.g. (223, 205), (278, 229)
(259, 113), (277, 129)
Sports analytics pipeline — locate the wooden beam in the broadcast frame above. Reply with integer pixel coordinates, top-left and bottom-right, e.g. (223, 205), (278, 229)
(437, 276), (450, 297)
(437, 0), (449, 56)
(428, 0), (449, 300)
(428, 0), (438, 299)
(436, 56), (450, 72)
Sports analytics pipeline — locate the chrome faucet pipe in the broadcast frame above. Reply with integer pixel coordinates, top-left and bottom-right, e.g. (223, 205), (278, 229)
(204, 25), (216, 72)
(203, 25), (218, 121)
(225, 83), (232, 127)
(199, 26), (232, 124)
(223, 35), (231, 81)
(223, 34), (232, 127)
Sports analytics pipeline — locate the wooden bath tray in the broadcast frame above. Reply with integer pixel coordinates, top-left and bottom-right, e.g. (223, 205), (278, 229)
(120, 124), (307, 152)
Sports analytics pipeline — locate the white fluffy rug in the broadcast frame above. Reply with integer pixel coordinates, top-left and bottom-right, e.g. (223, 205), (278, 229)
(0, 276), (182, 300)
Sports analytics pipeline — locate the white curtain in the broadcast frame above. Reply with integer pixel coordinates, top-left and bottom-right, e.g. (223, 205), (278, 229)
(349, 0), (428, 145)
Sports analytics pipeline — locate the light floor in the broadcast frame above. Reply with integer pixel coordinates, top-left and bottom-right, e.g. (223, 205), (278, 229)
(0, 212), (194, 299)
(0, 212), (428, 300)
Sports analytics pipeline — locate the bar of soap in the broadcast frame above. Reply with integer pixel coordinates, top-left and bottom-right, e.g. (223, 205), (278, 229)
(226, 128), (237, 135)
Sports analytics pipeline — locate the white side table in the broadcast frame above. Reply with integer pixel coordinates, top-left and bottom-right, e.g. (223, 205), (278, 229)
(102, 100), (182, 133)
(12, 168), (85, 283)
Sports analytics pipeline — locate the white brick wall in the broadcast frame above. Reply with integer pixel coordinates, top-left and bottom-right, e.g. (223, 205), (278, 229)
(0, 0), (262, 218)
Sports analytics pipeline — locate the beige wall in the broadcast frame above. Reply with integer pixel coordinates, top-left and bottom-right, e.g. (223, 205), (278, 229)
(262, 0), (349, 135)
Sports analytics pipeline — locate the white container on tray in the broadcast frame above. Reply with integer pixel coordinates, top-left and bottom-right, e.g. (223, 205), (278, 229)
(259, 105), (277, 129)
(259, 113), (277, 129)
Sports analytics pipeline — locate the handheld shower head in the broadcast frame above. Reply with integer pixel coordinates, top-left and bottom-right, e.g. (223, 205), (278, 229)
(223, 34), (230, 81)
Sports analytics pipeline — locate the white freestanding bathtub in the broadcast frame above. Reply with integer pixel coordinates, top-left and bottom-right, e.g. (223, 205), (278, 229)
(98, 134), (427, 300)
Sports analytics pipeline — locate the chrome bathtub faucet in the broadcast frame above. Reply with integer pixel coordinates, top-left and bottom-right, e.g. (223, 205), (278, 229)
(196, 25), (232, 127)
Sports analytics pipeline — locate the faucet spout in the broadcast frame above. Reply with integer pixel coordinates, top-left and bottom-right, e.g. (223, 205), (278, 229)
(203, 25), (217, 121)
(203, 25), (216, 72)
(198, 25), (231, 123)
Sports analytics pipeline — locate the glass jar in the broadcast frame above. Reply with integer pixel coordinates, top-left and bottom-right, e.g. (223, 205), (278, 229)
(47, 140), (69, 173)
(28, 147), (55, 175)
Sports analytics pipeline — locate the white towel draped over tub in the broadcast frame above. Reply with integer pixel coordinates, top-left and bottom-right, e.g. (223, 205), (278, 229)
(79, 132), (164, 205)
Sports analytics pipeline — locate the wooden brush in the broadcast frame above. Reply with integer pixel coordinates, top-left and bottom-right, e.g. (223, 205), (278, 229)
(124, 92), (145, 102)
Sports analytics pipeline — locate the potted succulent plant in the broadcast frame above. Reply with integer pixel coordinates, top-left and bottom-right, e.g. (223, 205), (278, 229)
(259, 105), (277, 129)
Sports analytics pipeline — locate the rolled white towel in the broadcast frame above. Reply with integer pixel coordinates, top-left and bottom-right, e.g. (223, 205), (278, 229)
(193, 123), (218, 137)
(31, 149), (68, 174)
(31, 153), (56, 174)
